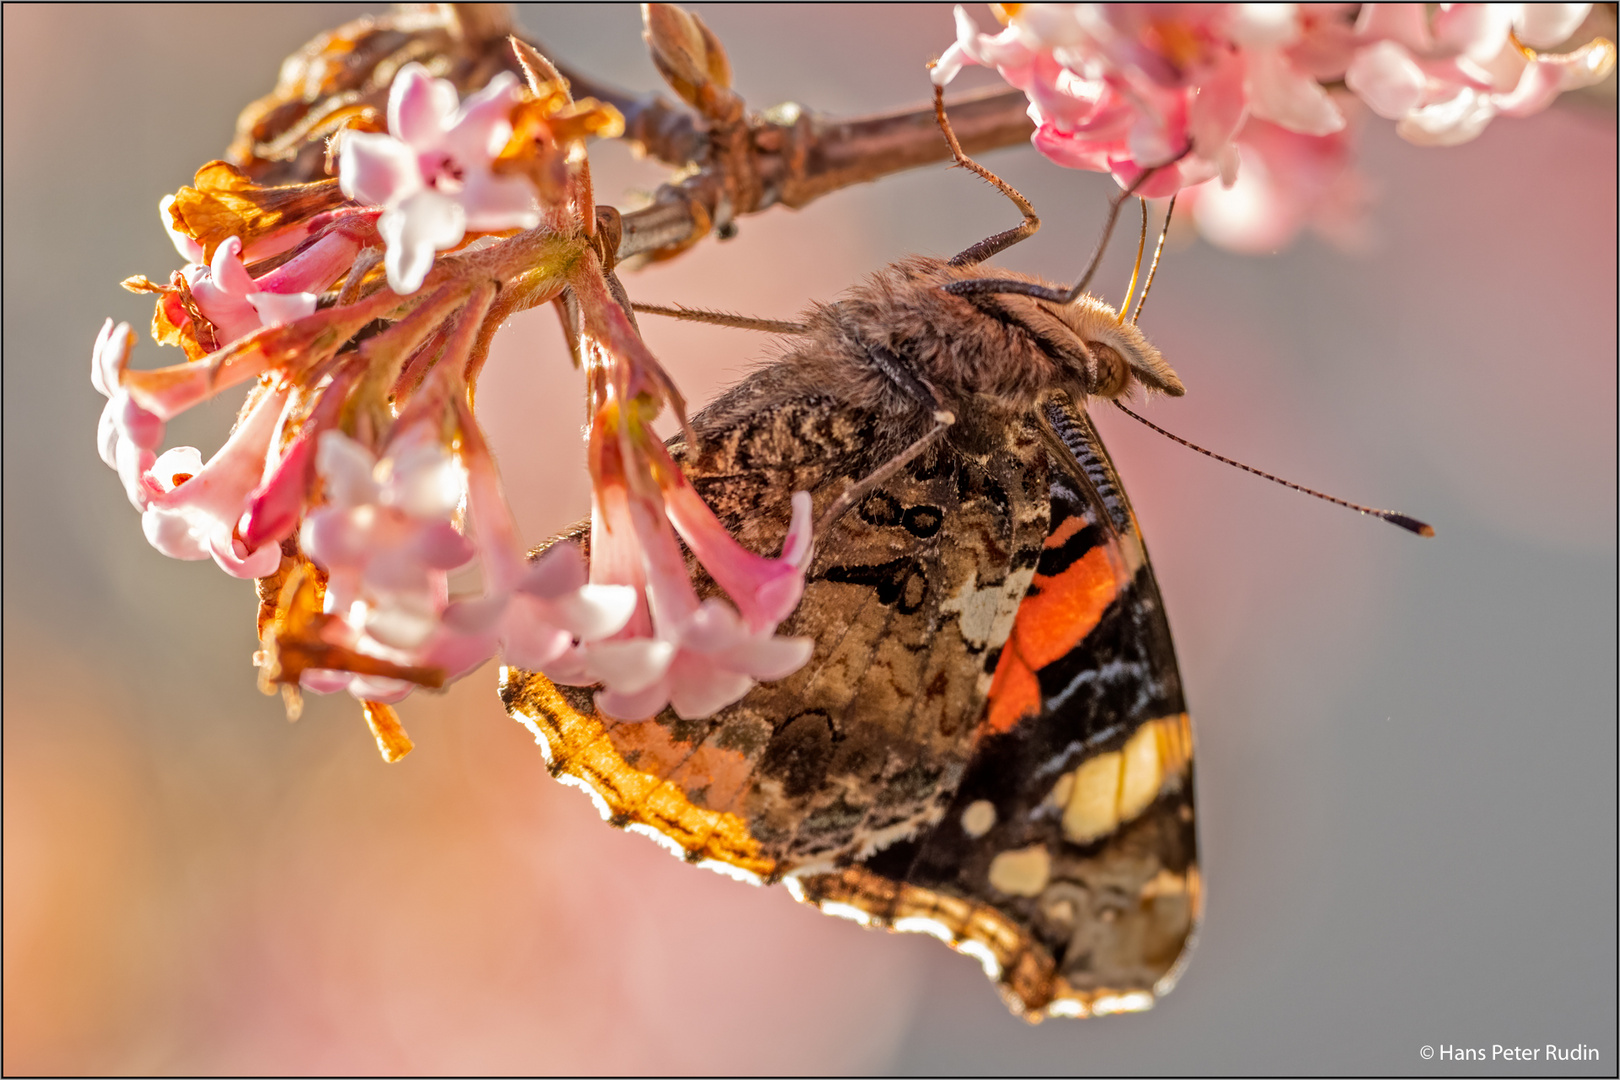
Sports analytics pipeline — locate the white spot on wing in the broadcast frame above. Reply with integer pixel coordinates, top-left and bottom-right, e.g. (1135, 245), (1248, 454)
(555, 772), (612, 822)
(940, 566), (1036, 649)
(956, 939), (1003, 980)
(893, 916), (955, 943)
(818, 902), (873, 927)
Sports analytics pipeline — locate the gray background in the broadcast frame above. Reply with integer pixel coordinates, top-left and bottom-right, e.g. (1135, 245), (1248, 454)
(4, 4), (1614, 1074)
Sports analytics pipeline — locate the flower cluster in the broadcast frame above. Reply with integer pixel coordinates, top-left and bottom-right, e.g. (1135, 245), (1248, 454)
(935, 3), (1615, 251)
(92, 52), (814, 757)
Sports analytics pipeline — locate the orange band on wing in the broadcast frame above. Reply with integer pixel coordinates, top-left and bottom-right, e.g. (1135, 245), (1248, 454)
(985, 545), (1120, 733)
(1016, 546), (1119, 668)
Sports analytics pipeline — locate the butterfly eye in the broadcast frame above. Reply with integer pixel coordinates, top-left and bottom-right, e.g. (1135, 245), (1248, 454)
(1084, 342), (1130, 398)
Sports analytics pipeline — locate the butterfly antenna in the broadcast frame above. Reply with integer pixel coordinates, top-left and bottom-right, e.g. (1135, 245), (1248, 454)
(930, 84), (1042, 266)
(1111, 400), (1435, 537)
(1130, 194), (1176, 325)
(1118, 198), (1149, 324)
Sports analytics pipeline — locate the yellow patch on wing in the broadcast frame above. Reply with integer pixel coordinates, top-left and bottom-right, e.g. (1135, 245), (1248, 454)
(1060, 713), (1193, 846)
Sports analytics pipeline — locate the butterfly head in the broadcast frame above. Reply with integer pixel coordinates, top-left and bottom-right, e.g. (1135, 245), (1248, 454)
(1035, 293), (1185, 401)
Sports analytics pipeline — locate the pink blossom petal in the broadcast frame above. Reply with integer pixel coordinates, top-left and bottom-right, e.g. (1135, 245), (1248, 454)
(1396, 86), (1497, 146)
(728, 634), (815, 682)
(496, 598), (574, 669)
(1433, 4), (1516, 65)
(580, 638), (677, 696)
(1225, 4), (1301, 49)
(253, 228), (364, 296)
(457, 171), (542, 232)
(347, 675), (415, 704)
(1346, 40), (1428, 119)
(668, 661), (754, 721)
(141, 388), (288, 577)
(419, 618), (501, 682)
(188, 247), (263, 344)
(413, 520), (477, 570)
(114, 440), (160, 512)
(379, 190), (465, 294)
(1187, 51), (1248, 161)
(518, 542), (589, 598)
(1032, 122), (1117, 171)
(365, 599), (442, 650)
(656, 447), (812, 632)
(1514, 3), (1592, 50)
(339, 131), (421, 208)
(389, 63), (461, 151)
(544, 585), (639, 641)
(240, 431), (315, 550)
(932, 41), (972, 86)
(208, 528), (282, 579)
(779, 492), (814, 570)
(210, 237), (256, 296)
(1355, 3), (1434, 53)
(315, 431), (382, 508)
(444, 72), (522, 161)
(679, 600), (748, 653)
(1496, 39), (1618, 117)
(302, 506), (368, 568)
(91, 318), (124, 397)
(246, 291), (318, 327)
(301, 669), (355, 695)
(382, 428), (466, 519)
(1246, 49), (1346, 135)
(594, 679), (675, 723)
(1010, 5), (1087, 50)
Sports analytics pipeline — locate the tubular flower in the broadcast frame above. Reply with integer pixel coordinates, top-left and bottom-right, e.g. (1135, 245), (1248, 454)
(1345, 3), (1615, 147)
(92, 320), (165, 510)
(339, 63), (541, 293)
(936, 3), (1614, 249)
(141, 383), (291, 579)
(555, 393), (814, 723)
(91, 40), (817, 753)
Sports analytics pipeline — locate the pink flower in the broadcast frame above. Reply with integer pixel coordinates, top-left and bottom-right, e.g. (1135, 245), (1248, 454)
(553, 400), (814, 722)
(1179, 114), (1367, 254)
(429, 395), (637, 677)
(92, 320), (165, 510)
(182, 230), (363, 348)
(1345, 3), (1615, 147)
(935, 4), (1613, 251)
(934, 4), (1344, 197)
(140, 384), (290, 579)
(339, 63), (541, 294)
(301, 427), (475, 652)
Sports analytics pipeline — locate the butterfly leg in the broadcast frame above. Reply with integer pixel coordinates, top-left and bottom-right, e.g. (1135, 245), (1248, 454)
(630, 301), (807, 335)
(934, 86), (1042, 268)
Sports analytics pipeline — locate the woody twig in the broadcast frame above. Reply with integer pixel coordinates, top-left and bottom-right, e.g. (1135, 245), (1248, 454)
(230, 3), (1035, 265)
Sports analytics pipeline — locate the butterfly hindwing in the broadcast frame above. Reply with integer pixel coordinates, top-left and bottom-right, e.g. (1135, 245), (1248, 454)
(791, 398), (1200, 1020)
(501, 385), (1051, 878)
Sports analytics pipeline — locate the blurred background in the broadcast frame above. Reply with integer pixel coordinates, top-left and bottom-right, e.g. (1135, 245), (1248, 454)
(4, 4), (1614, 1074)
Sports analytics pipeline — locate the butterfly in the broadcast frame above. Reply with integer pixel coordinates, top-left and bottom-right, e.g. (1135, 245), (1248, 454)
(500, 95), (1198, 1021)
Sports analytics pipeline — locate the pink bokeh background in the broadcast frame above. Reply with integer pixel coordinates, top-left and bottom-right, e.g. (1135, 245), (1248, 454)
(5, 5), (1614, 1074)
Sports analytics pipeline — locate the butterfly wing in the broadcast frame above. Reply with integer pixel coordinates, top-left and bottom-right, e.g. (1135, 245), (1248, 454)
(501, 374), (1051, 879)
(791, 397), (1201, 1020)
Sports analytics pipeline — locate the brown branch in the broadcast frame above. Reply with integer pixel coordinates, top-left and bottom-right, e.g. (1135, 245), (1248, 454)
(616, 85), (1034, 261)
(229, 5), (1036, 264)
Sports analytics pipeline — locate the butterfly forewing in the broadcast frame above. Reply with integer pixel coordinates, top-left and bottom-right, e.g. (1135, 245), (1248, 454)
(792, 398), (1200, 1020)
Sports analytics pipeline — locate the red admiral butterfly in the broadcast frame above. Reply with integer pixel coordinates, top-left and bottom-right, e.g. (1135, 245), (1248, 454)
(501, 93), (1205, 1021)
